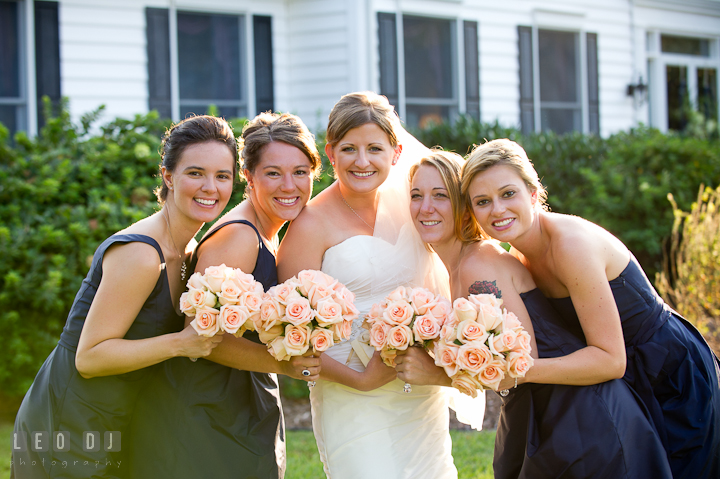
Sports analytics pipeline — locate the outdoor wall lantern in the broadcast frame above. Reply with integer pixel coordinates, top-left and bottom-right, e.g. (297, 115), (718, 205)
(627, 76), (648, 105)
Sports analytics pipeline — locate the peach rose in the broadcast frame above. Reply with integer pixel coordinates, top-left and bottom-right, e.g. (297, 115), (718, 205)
(285, 297), (313, 327)
(451, 371), (482, 398)
(203, 264), (228, 292)
(314, 297), (343, 327)
(506, 351), (534, 378)
(365, 302), (384, 326)
(457, 319), (489, 344)
(267, 283), (295, 304)
(233, 269), (263, 293)
(307, 283), (335, 308)
(297, 269), (335, 296)
(409, 287), (436, 315)
(188, 287), (216, 310)
(330, 319), (352, 341)
(387, 286), (410, 302)
(179, 292), (196, 316)
(477, 360), (506, 390)
(383, 300), (414, 326)
(504, 311), (522, 331)
(515, 330), (532, 354)
(240, 291), (263, 313)
(427, 298), (453, 326)
(187, 272), (210, 291)
(440, 324), (458, 343)
(491, 329), (519, 354)
(258, 323), (284, 344)
(380, 347), (398, 367)
(476, 303), (504, 332)
(310, 328), (335, 353)
(386, 325), (413, 350)
(456, 341), (493, 374)
(469, 293), (503, 310)
(412, 314), (441, 342)
(434, 341), (460, 377)
(282, 324), (311, 356)
(453, 297), (479, 323)
(219, 304), (250, 336)
(217, 278), (243, 305)
(268, 336), (291, 361)
(260, 296), (286, 329)
(369, 321), (391, 349)
(191, 307), (221, 337)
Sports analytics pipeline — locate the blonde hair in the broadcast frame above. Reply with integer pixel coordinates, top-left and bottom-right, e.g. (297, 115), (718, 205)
(461, 139), (548, 211)
(408, 150), (487, 244)
(326, 92), (399, 148)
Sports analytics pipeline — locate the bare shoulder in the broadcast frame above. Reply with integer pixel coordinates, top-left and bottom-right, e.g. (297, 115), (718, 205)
(102, 240), (163, 284)
(196, 220), (260, 273)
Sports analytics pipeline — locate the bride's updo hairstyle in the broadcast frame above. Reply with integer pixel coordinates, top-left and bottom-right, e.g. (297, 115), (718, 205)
(461, 138), (549, 211)
(239, 112), (321, 184)
(409, 150), (487, 244)
(157, 115), (238, 203)
(326, 91), (399, 148)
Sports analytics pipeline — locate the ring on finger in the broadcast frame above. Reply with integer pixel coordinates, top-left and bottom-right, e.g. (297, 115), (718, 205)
(302, 369), (311, 377)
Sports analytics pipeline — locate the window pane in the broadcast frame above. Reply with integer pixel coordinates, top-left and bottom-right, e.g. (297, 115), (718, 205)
(406, 104), (453, 129)
(698, 68), (717, 121)
(403, 16), (453, 100)
(0, 1), (20, 97)
(0, 104), (17, 136)
(667, 65), (688, 130)
(177, 12), (242, 104)
(540, 108), (581, 135)
(539, 30), (577, 103)
(661, 35), (710, 57)
(180, 104), (246, 120)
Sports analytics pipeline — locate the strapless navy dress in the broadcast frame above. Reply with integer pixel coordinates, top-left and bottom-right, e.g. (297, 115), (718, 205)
(548, 255), (720, 479)
(12, 234), (182, 479)
(494, 288), (672, 479)
(128, 220), (285, 479)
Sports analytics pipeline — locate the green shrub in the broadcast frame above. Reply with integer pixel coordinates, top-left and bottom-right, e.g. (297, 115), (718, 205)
(656, 185), (720, 355)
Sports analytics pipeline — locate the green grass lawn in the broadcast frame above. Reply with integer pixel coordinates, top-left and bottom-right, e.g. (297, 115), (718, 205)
(1, 422), (494, 479)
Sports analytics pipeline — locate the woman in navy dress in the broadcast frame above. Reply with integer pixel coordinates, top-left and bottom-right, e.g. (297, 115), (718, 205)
(128, 112), (322, 479)
(460, 138), (720, 479)
(11, 115), (237, 478)
(396, 150), (671, 478)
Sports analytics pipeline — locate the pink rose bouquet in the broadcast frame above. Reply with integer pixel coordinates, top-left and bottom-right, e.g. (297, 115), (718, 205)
(365, 286), (453, 367)
(179, 264), (264, 338)
(434, 294), (534, 397)
(257, 270), (358, 361)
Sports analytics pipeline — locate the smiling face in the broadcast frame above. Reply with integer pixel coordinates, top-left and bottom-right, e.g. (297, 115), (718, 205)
(467, 164), (538, 242)
(245, 141), (314, 227)
(410, 164), (456, 246)
(163, 140), (236, 224)
(326, 123), (400, 194)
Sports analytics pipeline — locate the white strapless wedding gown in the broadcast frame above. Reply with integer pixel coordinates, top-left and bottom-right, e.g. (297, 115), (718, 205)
(310, 232), (458, 479)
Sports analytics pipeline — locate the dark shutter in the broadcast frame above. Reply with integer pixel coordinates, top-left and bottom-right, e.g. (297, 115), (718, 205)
(464, 21), (479, 121)
(586, 32), (599, 135)
(146, 7), (171, 118)
(518, 26), (534, 135)
(253, 15), (274, 114)
(377, 12), (398, 108)
(34, 1), (61, 128)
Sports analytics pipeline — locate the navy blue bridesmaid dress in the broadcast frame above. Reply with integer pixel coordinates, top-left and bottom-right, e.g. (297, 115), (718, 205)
(494, 288), (673, 479)
(128, 220), (285, 479)
(548, 255), (720, 479)
(12, 234), (182, 479)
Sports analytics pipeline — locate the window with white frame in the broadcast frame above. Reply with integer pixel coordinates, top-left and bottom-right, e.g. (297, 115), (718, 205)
(146, 8), (274, 121)
(647, 33), (718, 132)
(0, 0), (60, 138)
(377, 12), (479, 129)
(518, 26), (599, 135)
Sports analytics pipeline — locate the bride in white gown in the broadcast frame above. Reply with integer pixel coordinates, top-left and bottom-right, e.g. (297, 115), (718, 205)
(278, 92), (483, 479)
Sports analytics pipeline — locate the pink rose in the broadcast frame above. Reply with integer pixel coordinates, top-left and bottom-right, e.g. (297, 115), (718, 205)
(386, 325), (413, 350)
(409, 287), (436, 315)
(412, 314), (441, 342)
(258, 323), (284, 344)
(330, 319), (352, 341)
(383, 300), (414, 326)
(268, 336), (291, 361)
(457, 319), (489, 344)
(506, 351), (534, 378)
(451, 371), (482, 398)
(285, 297), (314, 327)
(203, 264), (228, 291)
(310, 328), (335, 353)
(260, 296), (285, 329)
(219, 304), (250, 336)
(191, 307), (221, 337)
(314, 297), (343, 327)
(456, 341), (493, 374)
(188, 287), (216, 310)
(179, 292), (195, 316)
(426, 298), (453, 327)
(282, 324), (311, 356)
(491, 329), (519, 354)
(477, 360), (506, 390)
(453, 297), (479, 323)
(369, 321), (391, 349)
(217, 278), (242, 305)
(387, 286), (410, 302)
(380, 348), (398, 367)
(365, 302), (384, 326)
(515, 330), (532, 353)
(434, 341), (460, 377)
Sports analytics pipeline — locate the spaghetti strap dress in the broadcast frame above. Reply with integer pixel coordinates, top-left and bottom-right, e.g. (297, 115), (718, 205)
(12, 234), (182, 479)
(493, 288), (673, 479)
(547, 254), (720, 479)
(128, 220), (285, 479)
